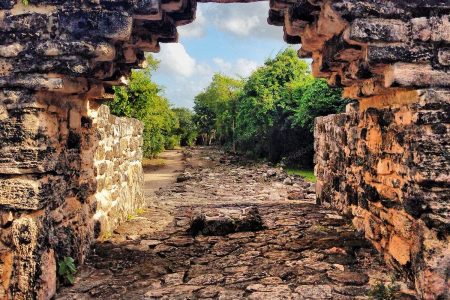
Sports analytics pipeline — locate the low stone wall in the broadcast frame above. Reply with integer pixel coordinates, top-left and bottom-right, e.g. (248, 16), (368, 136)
(91, 105), (144, 238)
(315, 88), (449, 299)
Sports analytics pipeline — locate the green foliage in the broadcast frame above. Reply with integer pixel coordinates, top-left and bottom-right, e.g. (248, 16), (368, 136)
(194, 73), (243, 148)
(235, 48), (310, 158)
(135, 208), (145, 215)
(172, 108), (197, 146)
(193, 48), (348, 167)
(291, 79), (349, 131)
(285, 168), (316, 182)
(109, 55), (179, 158)
(164, 135), (180, 150)
(22, 0), (29, 5)
(368, 280), (400, 300)
(58, 257), (77, 286)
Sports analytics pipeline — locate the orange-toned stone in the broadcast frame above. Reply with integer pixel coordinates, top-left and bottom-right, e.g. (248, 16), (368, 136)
(388, 235), (411, 265)
(37, 250), (57, 300)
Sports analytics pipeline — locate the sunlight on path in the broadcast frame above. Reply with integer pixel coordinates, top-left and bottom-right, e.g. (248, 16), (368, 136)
(143, 150), (185, 198)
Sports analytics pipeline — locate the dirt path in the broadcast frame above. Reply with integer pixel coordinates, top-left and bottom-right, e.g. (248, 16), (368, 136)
(143, 149), (185, 197)
(57, 148), (415, 300)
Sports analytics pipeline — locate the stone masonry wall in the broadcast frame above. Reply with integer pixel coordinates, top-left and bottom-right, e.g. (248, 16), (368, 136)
(315, 89), (449, 299)
(0, 0), (449, 299)
(91, 104), (144, 238)
(0, 93), (98, 300)
(0, 0), (193, 298)
(266, 1), (450, 299)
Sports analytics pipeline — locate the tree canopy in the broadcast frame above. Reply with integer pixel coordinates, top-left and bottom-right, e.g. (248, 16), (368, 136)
(108, 56), (195, 157)
(109, 49), (348, 166)
(193, 48), (349, 167)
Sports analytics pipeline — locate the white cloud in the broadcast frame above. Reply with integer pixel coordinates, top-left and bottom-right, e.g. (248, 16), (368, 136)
(234, 58), (259, 77)
(178, 7), (206, 38)
(214, 57), (259, 77)
(216, 15), (260, 36)
(205, 2), (282, 40)
(176, 2), (283, 41)
(213, 57), (232, 71)
(151, 2), (288, 108)
(154, 56), (261, 108)
(155, 43), (197, 77)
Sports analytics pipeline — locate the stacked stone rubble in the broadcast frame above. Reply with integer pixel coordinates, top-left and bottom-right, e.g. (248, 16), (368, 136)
(265, 1), (450, 299)
(91, 104), (144, 237)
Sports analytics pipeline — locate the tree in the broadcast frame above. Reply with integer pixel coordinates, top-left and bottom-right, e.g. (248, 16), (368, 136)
(172, 108), (197, 146)
(291, 79), (348, 131)
(193, 73), (243, 147)
(108, 55), (178, 157)
(235, 48), (310, 158)
(192, 48), (349, 168)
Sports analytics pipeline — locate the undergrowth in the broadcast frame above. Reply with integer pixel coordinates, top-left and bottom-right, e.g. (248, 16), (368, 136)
(285, 168), (317, 183)
(58, 257), (77, 286)
(368, 278), (400, 300)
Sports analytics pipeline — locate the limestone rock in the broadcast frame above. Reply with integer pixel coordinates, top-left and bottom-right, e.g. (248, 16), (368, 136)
(189, 206), (264, 236)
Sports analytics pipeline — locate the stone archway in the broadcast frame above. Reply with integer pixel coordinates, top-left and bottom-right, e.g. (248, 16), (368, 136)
(0, 0), (448, 299)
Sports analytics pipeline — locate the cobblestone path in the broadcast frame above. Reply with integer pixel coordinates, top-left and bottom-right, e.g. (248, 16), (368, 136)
(57, 148), (415, 300)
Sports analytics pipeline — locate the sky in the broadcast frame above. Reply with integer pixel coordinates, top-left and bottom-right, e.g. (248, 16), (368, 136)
(152, 2), (289, 109)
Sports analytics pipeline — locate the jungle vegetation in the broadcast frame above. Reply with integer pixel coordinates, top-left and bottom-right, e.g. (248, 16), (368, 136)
(193, 48), (349, 168)
(108, 55), (197, 158)
(109, 50), (348, 166)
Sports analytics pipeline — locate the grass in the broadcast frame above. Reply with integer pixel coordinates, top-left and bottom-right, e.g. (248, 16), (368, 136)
(135, 207), (145, 215)
(126, 208), (146, 222)
(285, 168), (316, 182)
(142, 158), (166, 169)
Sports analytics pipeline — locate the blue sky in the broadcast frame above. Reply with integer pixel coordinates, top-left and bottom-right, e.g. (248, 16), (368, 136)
(152, 2), (289, 108)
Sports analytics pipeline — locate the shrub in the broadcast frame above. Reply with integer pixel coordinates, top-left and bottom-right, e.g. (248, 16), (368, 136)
(164, 135), (180, 150)
(58, 257), (77, 286)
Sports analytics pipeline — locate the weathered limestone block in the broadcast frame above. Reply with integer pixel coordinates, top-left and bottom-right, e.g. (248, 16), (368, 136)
(10, 216), (39, 299)
(315, 89), (449, 299)
(385, 63), (450, 88)
(0, 175), (66, 210)
(92, 105), (144, 237)
(0, 0), (197, 298)
(349, 18), (409, 43)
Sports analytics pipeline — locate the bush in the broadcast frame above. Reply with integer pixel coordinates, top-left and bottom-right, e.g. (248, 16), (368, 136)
(108, 55), (179, 158)
(164, 135), (180, 150)
(172, 108), (197, 146)
(193, 48), (348, 167)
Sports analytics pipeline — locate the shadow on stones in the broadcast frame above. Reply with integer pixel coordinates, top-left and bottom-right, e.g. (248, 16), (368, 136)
(188, 206), (265, 237)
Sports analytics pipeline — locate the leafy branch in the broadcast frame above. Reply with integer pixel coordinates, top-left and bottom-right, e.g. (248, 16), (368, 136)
(58, 256), (77, 285)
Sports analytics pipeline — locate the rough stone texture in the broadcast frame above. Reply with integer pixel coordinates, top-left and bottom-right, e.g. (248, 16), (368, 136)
(0, 94), (98, 300)
(314, 89), (450, 299)
(189, 206), (265, 236)
(267, 1), (450, 299)
(0, 0), (449, 299)
(92, 105), (145, 237)
(56, 148), (416, 300)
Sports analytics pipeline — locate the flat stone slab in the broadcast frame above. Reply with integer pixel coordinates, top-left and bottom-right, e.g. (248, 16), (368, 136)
(188, 206), (264, 237)
(56, 148), (416, 300)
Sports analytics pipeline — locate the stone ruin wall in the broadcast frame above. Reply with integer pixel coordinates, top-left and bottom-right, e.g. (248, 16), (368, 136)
(314, 89), (449, 299)
(277, 1), (449, 299)
(0, 92), (98, 299)
(92, 104), (144, 237)
(0, 0), (449, 299)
